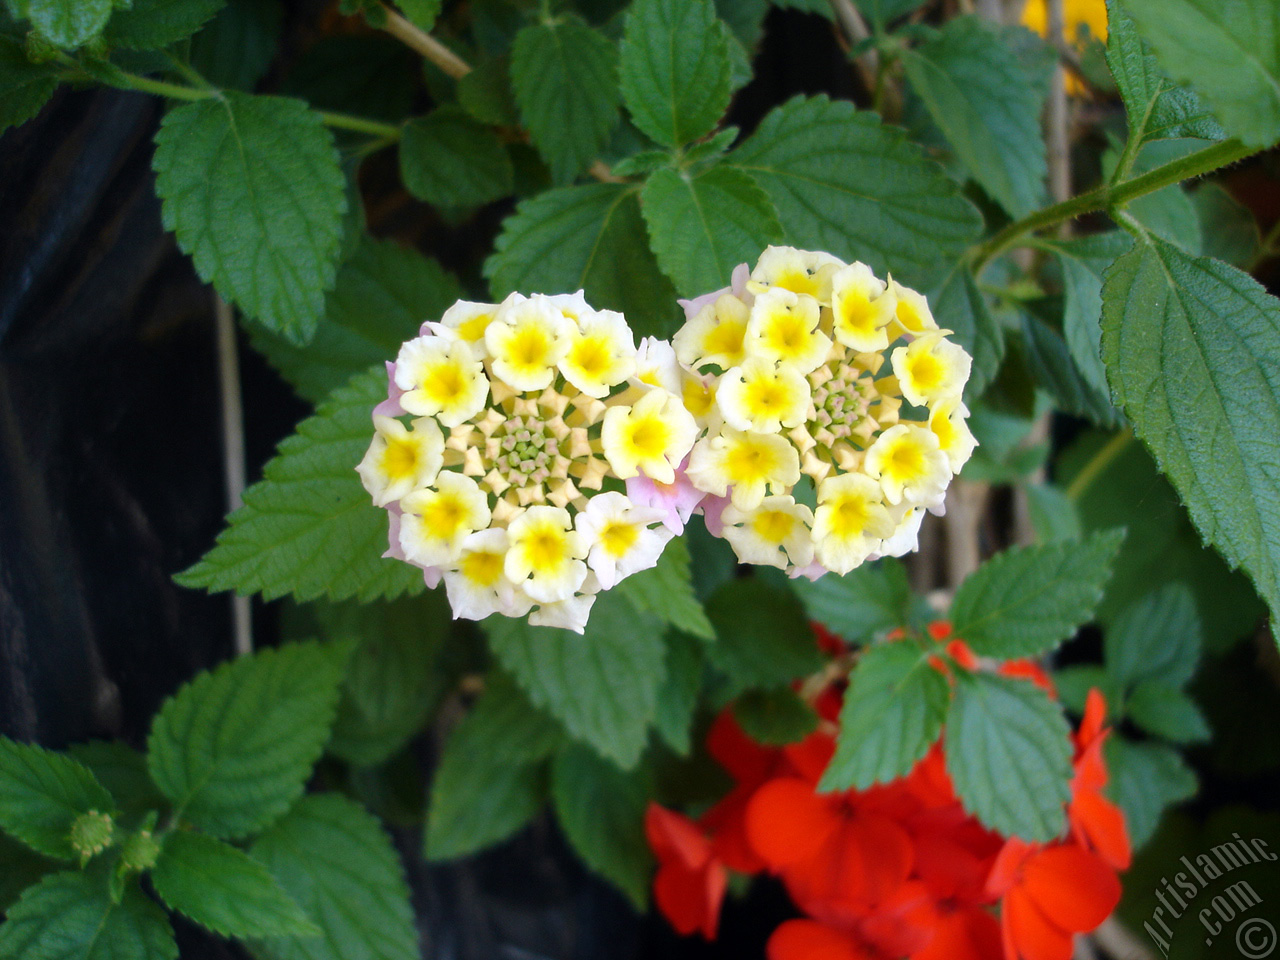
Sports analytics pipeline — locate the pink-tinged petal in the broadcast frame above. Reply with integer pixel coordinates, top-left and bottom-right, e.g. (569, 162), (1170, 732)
(730, 262), (751, 298)
(698, 493), (732, 537)
(423, 566), (442, 589)
(788, 560), (830, 581)
(678, 284), (733, 320)
(383, 506), (408, 562)
(373, 361), (407, 418)
(625, 461), (707, 534)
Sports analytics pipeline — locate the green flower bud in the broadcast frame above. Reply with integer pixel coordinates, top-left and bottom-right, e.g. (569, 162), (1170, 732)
(69, 810), (115, 864)
(120, 829), (162, 873)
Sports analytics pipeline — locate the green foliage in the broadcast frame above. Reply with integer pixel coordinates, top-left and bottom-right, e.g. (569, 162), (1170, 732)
(927, 264), (1004, 399)
(705, 578), (824, 694)
(616, 539), (714, 640)
(153, 92), (346, 344)
(25, 0), (111, 48)
(510, 14), (620, 183)
(250, 794), (419, 960)
(457, 56), (518, 126)
(945, 672), (1073, 843)
(151, 832), (316, 938)
(102, 0), (225, 50)
(854, 0), (926, 30)
(188, 0), (281, 91)
(1105, 737), (1197, 848)
(400, 106), (514, 207)
(1126, 681), (1210, 744)
(146, 641), (350, 839)
(0, 36), (60, 135)
(1025, 483), (1083, 543)
(820, 641), (949, 792)
(793, 557), (913, 642)
(66, 743), (164, 826)
(1105, 583), (1201, 687)
(0, 833), (55, 914)
(733, 687), (818, 746)
(618, 0), (731, 148)
(653, 630), (705, 755)
(948, 530), (1124, 659)
(1192, 183), (1260, 268)
(1102, 236), (1280, 627)
(177, 369), (426, 603)
(393, 0), (439, 31)
(1021, 311), (1117, 427)
(0, 738), (114, 861)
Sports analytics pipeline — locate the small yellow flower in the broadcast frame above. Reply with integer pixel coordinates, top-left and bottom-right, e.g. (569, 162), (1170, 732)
(811, 473), (895, 574)
(716, 357), (811, 434)
(395, 336), (489, 427)
(485, 295), (574, 391)
(442, 529), (534, 621)
(687, 426), (801, 510)
(721, 496), (815, 569)
(399, 470), (492, 567)
(559, 308), (636, 398)
(886, 278), (938, 340)
(864, 424), (950, 506)
(744, 287), (832, 375)
(504, 505), (588, 603)
(929, 397), (977, 473)
(891, 333), (971, 408)
(356, 415), (444, 507)
(601, 387), (698, 484)
(830, 262), (896, 353)
(673, 294), (750, 370)
(748, 245), (842, 300)
(438, 299), (500, 354)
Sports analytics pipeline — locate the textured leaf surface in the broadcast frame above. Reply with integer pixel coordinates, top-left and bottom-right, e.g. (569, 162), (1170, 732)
(820, 642), (949, 791)
(27, 0), (111, 48)
(510, 14), (619, 182)
(733, 688), (818, 746)
(152, 833), (316, 939)
(0, 738), (113, 860)
(1101, 237), (1280, 625)
(945, 673), (1072, 842)
(0, 870), (176, 960)
(189, 0), (282, 91)
(400, 106), (514, 207)
(949, 530), (1124, 659)
(730, 95), (982, 286)
(1105, 736), (1196, 847)
(485, 183), (679, 339)
(250, 794), (419, 960)
(176, 369), (426, 603)
(484, 592), (665, 769)
(653, 630), (704, 755)
(65, 742), (164, 823)
(1104, 583), (1201, 688)
(1126, 681), (1210, 743)
(1021, 312), (1118, 428)
(103, 0), (225, 49)
(902, 16), (1046, 217)
(0, 37), (59, 134)
(616, 539), (713, 640)
(153, 92), (346, 343)
(641, 165), (782, 298)
(146, 641), (349, 839)
(793, 558), (912, 643)
(706, 579), (823, 693)
(618, 0), (731, 148)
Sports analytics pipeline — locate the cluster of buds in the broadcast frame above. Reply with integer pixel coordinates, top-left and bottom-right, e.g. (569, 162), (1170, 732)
(674, 246), (975, 579)
(358, 291), (698, 632)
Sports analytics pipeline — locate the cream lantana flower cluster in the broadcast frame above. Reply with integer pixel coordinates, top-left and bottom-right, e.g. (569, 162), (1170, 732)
(357, 291), (697, 633)
(674, 245), (976, 578)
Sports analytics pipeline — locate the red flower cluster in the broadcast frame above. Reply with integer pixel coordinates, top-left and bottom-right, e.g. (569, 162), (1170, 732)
(646, 625), (1131, 960)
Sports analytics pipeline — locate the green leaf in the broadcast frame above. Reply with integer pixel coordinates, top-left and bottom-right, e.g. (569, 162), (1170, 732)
(26, 0), (110, 48)
(249, 794), (418, 960)
(1025, 483), (1083, 544)
(1191, 182), (1260, 269)
(1103, 0), (1224, 145)
(188, 0), (282, 91)
(551, 744), (652, 909)
(1021, 312), (1119, 428)
(484, 591), (665, 769)
(0, 833), (55, 914)
(1104, 736), (1196, 847)
(0, 36), (59, 134)
(901, 16), (1046, 218)
(949, 530), (1124, 659)
(510, 14), (619, 183)
(729, 95), (982, 287)
(102, 0), (225, 50)
(1126, 681), (1211, 743)
(820, 641), (948, 791)
(1052, 664), (1118, 715)
(1116, 0), (1280, 149)
(734, 687), (818, 746)
(1101, 236), (1280, 627)
(1105, 583), (1201, 688)
(151, 833), (316, 939)
(927, 263), (1004, 400)
(945, 672), (1073, 842)
(176, 368), (426, 603)
(641, 164), (783, 298)
(400, 106), (514, 207)
(0, 738), (113, 860)
(456, 55), (517, 127)
(425, 675), (561, 859)
(485, 183), (680, 339)
(146, 640), (349, 839)
(248, 238), (462, 405)
(618, 0), (731, 148)
(152, 92), (346, 343)
(0, 870), (177, 960)
(65, 742), (164, 824)
(793, 557), (912, 642)
(706, 578), (824, 694)
(851, 0), (925, 29)
(394, 0), (439, 30)
(653, 630), (705, 755)
(616, 539), (714, 640)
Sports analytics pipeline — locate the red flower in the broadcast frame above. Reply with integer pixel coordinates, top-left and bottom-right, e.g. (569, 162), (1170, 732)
(645, 803), (728, 939)
(1067, 689), (1131, 871)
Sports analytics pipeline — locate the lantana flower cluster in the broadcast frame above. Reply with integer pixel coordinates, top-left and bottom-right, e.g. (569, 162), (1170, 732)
(357, 291), (698, 633)
(673, 246), (976, 579)
(647, 623), (1131, 960)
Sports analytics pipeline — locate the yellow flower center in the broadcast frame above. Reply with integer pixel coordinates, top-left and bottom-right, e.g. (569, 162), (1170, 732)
(422, 496), (467, 537)
(382, 439), (418, 480)
(886, 440), (924, 480)
(626, 417), (672, 459)
(745, 378), (790, 415)
(896, 297), (925, 331)
(511, 325), (551, 369)
(425, 363), (467, 405)
(829, 496), (869, 538)
(571, 336), (612, 378)
(526, 527), (567, 569)
(753, 509), (795, 543)
(704, 320), (746, 360)
(907, 352), (944, 394)
(458, 312), (492, 341)
(600, 520), (639, 558)
(775, 268), (818, 297)
(460, 549), (504, 587)
(726, 438), (779, 484)
(837, 293), (875, 335)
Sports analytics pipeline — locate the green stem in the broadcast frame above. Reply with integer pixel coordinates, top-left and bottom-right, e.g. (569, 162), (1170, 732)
(972, 138), (1259, 272)
(1066, 428), (1133, 502)
(317, 110), (402, 140)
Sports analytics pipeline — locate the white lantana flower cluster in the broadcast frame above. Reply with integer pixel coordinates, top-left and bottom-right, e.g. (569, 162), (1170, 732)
(358, 291), (698, 633)
(674, 245), (976, 578)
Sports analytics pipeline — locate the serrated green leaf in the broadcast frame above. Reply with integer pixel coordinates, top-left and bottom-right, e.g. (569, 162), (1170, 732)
(927, 263), (1004, 400)
(1105, 736), (1196, 847)
(103, 0), (224, 50)
(1025, 483), (1083, 544)
(945, 672), (1073, 842)
(820, 641), (949, 792)
(176, 368), (426, 603)
(27, 0), (110, 48)
(146, 641), (349, 839)
(949, 530), (1124, 659)
(188, 0), (282, 91)
(902, 15), (1046, 218)
(793, 557), (912, 642)
(456, 55), (517, 126)
(1191, 182), (1260, 269)
(394, 0), (438, 30)
(1127, 681), (1211, 743)
(851, 0), (924, 29)
(0, 36), (59, 134)
(485, 183), (680, 339)
(249, 794), (418, 960)
(0, 833), (55, 914)
(1105, 585), (1201, 693)
(65, 742), (164, 824)
(0, 738), (113, 860)
(1116, 0), (1280, 149)
(706, 578), (823, 694)
(510, 14), (619, 183)
(714, 0), (767, 46)
(551, 744), (652, 909)
(1021, 312), (1119, 428)
(151, 833), (316, 939)
(1101, 236), (1280, 627)
(0, 869), (177, 960)
(152, 92), (346, 343)
(618, 0), (731, 148)
(616, 539), (714, 640)
(653, 630), (704, 755)
(729, 95), (982, 287)
(1104, 0), (1224, 145)
(734, 687), (818, 747)
(400, 106), (514, 207)
(248, 238), (462, 405)
(484, 591), (665, 769)
(641, 164), (782, 298)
